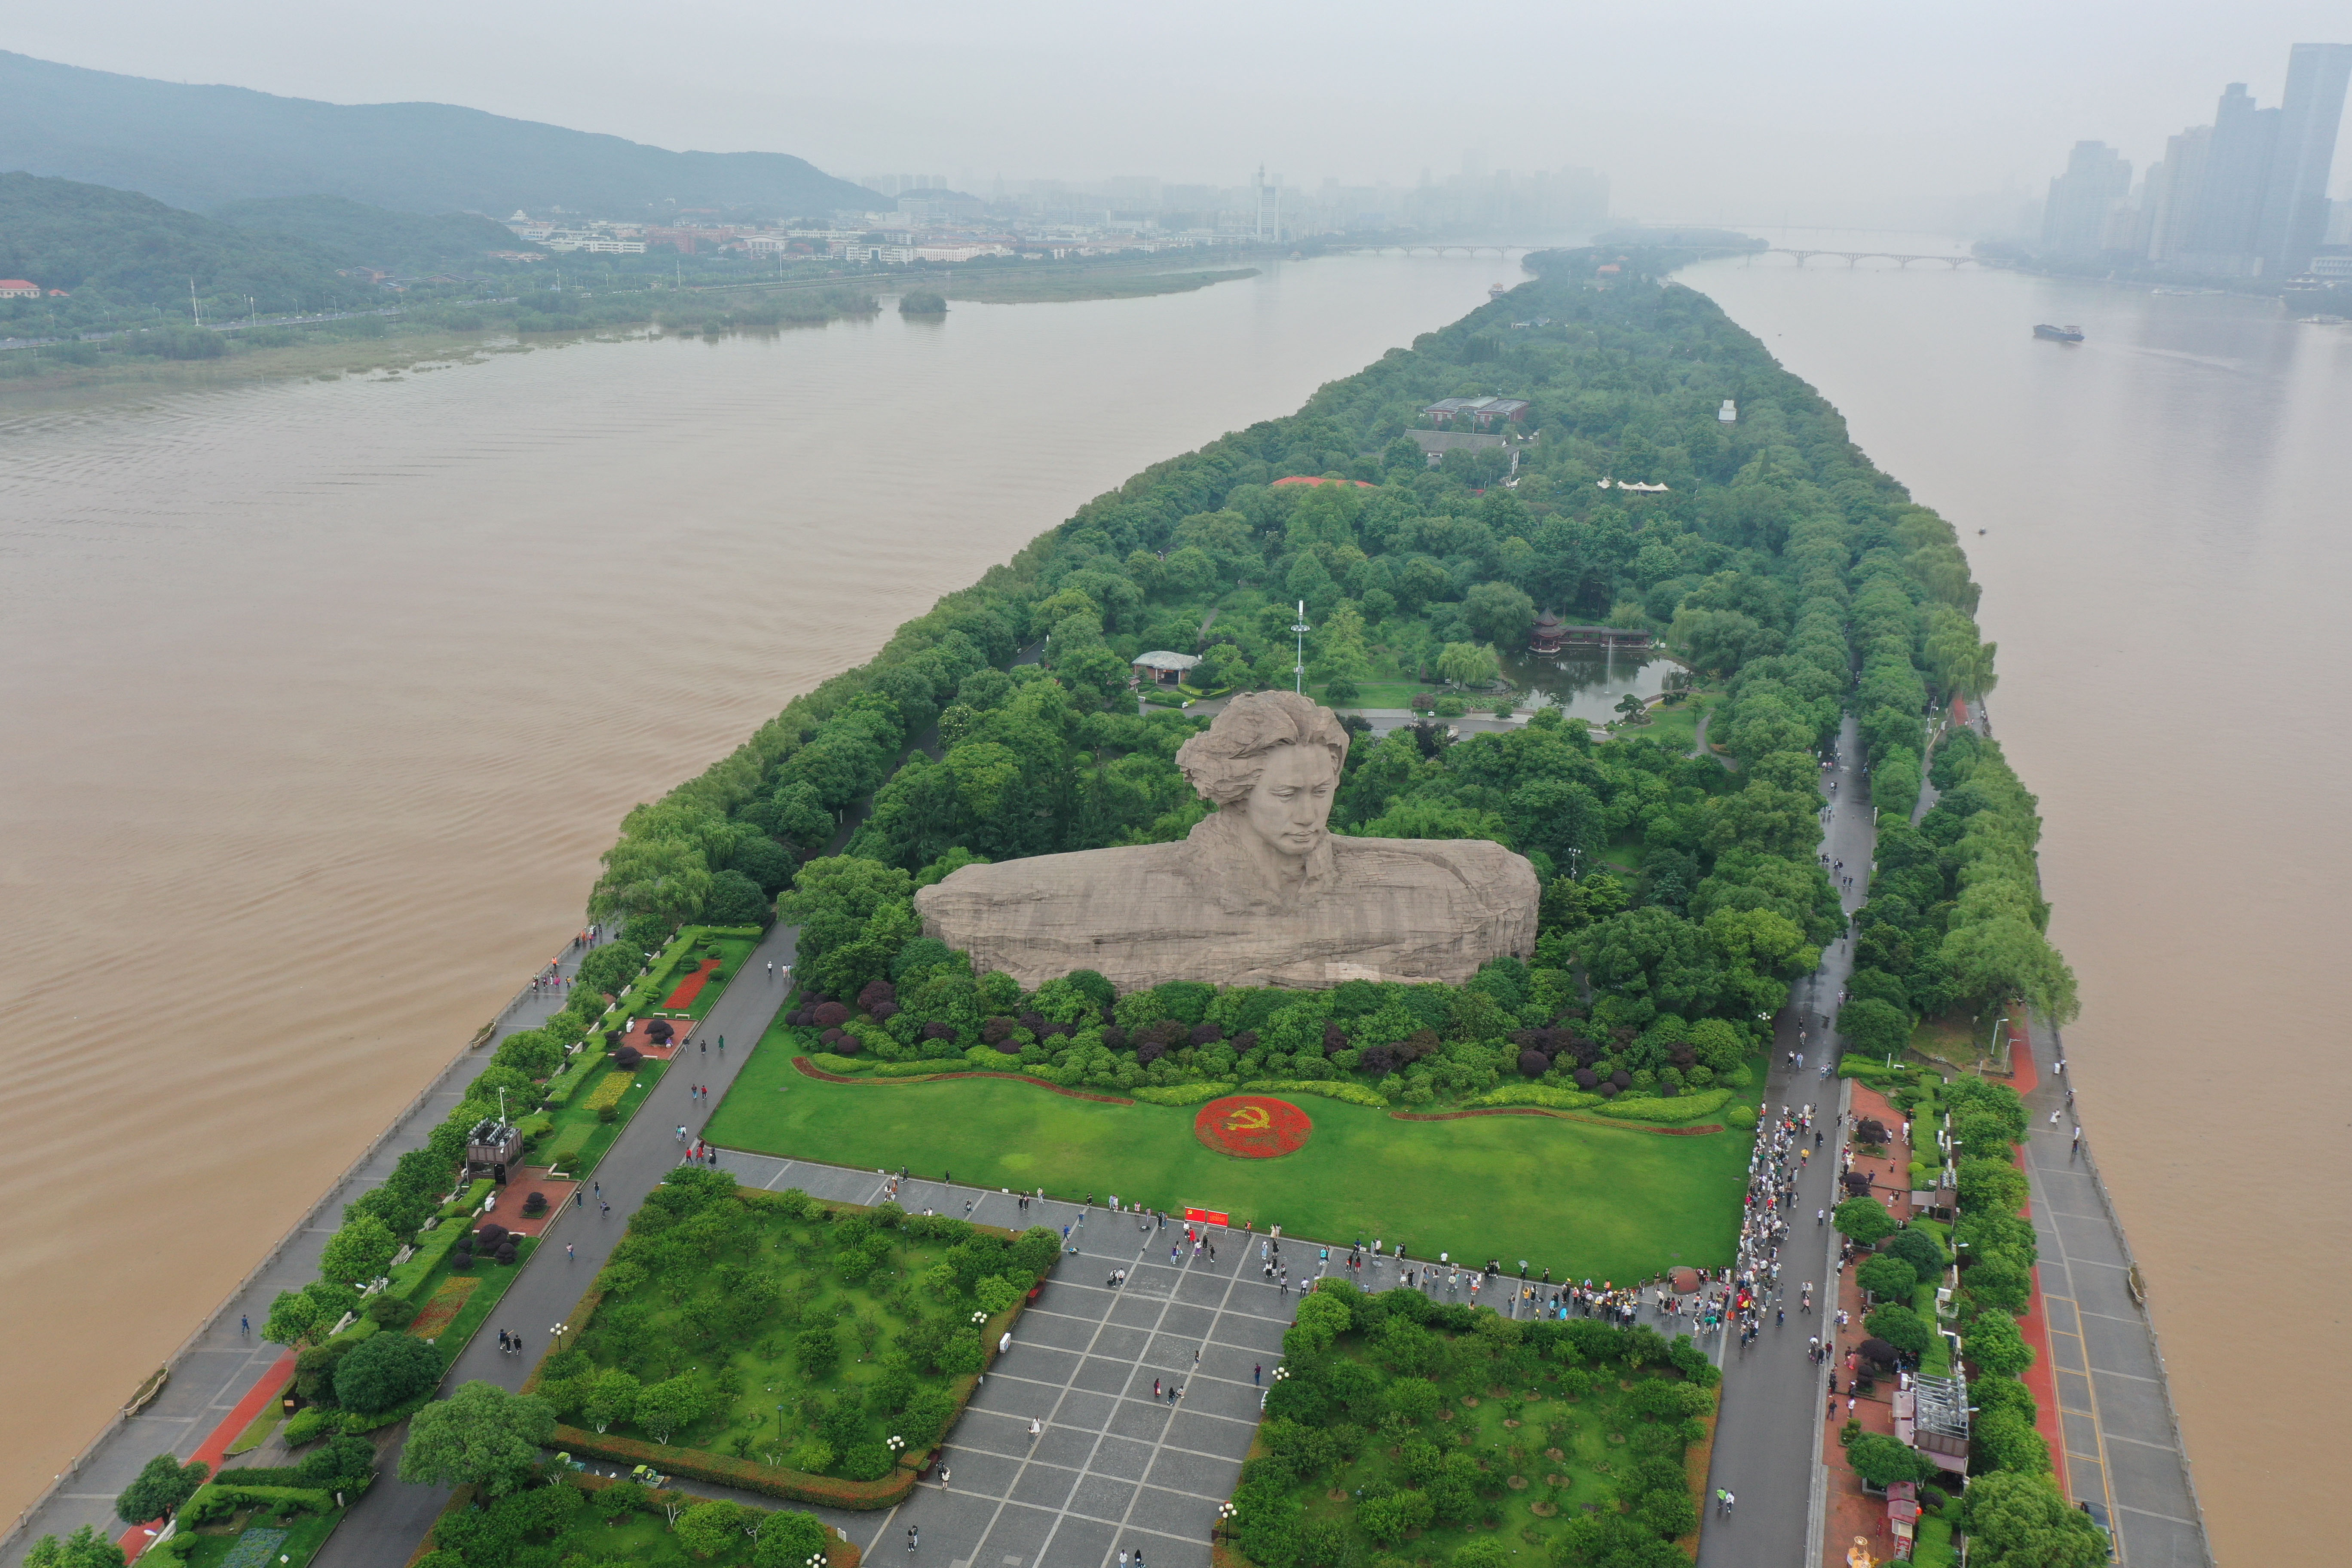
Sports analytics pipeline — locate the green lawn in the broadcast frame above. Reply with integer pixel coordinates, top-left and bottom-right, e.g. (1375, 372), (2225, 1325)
(177, 1508), (341, 1568)
(1632, 689), (1718, 753)
(545, 1059), (668, 1176)
(707, 1049), (1751, 1281)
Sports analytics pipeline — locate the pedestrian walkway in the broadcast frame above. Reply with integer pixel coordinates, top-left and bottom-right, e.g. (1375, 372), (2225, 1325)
(1697, 714), (1873, 1568)
(4, 928), (619, 1564)
(2019, 1023), (2211, 1568)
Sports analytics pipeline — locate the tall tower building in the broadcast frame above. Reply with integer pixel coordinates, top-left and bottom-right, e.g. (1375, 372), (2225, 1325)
(2041, 141), (2133, 256)
(2190, 83), (2278, 260)
(2254, 42), (2352, 271)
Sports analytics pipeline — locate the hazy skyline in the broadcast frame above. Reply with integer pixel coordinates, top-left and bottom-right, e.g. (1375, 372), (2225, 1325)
(7, 1), (2351, 228)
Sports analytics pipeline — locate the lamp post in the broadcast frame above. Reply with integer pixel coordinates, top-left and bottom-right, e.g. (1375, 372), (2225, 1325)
(1291, 600), (1310, 695)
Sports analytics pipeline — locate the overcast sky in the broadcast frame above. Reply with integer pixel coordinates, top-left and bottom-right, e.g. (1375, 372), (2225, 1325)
(10, 0), (2351, 227)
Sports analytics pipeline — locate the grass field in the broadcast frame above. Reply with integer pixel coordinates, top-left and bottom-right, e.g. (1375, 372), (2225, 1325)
(707, 1047), (1751, 1281)
(1631, 689), (1718, 753)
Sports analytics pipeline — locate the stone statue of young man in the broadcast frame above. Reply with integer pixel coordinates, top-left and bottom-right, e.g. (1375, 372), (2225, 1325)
(913, 690), (1538, 992)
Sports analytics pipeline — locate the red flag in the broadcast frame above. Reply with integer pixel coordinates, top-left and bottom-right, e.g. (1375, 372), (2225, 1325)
(1184, 1206), (1229, 1226)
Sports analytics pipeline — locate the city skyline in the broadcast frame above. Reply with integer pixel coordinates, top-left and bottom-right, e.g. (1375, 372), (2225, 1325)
(9, 0), (2351, 233)
(2040, 41), (2352, 274)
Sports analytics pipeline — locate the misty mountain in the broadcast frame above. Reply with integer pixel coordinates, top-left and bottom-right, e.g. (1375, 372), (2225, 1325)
(213, 196), (520, 275)
(0, 51), (881, 219)
(0, 172), (361, 310)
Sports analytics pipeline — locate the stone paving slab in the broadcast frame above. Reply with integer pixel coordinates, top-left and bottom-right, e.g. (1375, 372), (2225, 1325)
(2022, 1017), (2212, 1567)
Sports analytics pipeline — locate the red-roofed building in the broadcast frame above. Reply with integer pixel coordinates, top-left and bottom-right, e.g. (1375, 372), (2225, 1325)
(1271, 475), (1376, 489)
(0, 280), (41, 299)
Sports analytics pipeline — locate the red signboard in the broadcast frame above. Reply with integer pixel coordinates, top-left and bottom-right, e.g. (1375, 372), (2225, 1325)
(1184, 1207), (1230, 1226)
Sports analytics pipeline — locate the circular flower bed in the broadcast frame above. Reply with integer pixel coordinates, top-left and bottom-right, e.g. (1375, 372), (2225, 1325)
(1193, 1095), (1312, 1158)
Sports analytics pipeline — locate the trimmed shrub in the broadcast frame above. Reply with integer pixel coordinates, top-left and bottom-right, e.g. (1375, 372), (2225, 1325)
(813, 1002), (851, 1028)
(334, 1332), (441, 1414)
(1595, 1088), (1731, 1122)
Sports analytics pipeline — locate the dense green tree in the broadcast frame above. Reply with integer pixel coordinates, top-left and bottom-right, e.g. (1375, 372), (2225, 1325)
(113, 1454), (208, 1525)
(1863, 1303), (1931, 1356)
(398, 1382), (554, 1498)
(23, 1526), (126, 1568)
(1836, 997), (1912, 1058)
(334, 1331), (442, 1413)
(319, 1214), (399, 1288)
(1957, 1157), (2031, 1217)
(1853, 1253), (1918, 1302)
(1957, 1471), (2109, 1568)
(1842, 1430), (1939, 1488)
(1833, 1197), (1899, 1246)
(1964, 1311), (2035, 1379)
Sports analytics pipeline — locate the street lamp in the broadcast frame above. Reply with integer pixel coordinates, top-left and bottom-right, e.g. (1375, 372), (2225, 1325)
(1291, 600), (1310, 695)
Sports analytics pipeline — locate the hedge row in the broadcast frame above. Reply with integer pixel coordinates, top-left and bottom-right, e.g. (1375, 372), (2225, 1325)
(1129, 1081), (1239, 1106)
(1236, 1078), (1390, 1109)
(1595, 1087), (1734, 1122)
(1463, 1082), (1604, 1111)
(545, 1425), (917, 1509)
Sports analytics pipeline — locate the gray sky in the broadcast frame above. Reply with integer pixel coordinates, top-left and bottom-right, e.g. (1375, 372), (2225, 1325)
(10, 0), (2351, 225)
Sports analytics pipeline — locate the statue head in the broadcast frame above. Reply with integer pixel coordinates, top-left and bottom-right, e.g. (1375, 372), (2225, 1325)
(1176, 692), (1350, 862)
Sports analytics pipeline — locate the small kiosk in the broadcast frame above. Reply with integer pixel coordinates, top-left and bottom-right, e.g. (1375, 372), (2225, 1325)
(465, 1116), (522, 1185)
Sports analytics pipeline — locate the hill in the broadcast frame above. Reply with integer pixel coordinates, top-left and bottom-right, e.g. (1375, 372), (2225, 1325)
(0, 172), (362, 312)
(0, 51), (881, 218)
(211, 196), (521, 274)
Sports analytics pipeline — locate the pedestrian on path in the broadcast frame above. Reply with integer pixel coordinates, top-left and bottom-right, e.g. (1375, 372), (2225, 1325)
(567, 1243), (575, 1262)
(239, 1315), (249, 1336)
(1031, 1419), (1042, 1442)
(906, 1526), (918, 1556)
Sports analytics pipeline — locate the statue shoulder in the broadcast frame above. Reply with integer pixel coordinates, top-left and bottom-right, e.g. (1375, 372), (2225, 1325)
(913, 842), (1188, 910)
(1329, 835), (1540, 895)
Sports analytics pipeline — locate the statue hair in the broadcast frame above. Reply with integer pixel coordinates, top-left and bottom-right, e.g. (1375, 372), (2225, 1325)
(1175, 691), (1350, 808)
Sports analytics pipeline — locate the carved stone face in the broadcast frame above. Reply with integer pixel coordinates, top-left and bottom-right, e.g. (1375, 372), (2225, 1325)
(1240, 743), (1339, 862)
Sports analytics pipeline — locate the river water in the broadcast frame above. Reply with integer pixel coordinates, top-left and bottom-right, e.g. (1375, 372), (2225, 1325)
(0, 255), (1515, 1522)
(1685, 236), (2352, 1565)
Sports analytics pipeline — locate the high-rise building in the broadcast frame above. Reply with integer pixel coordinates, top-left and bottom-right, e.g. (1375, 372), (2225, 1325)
(2145, 83), (2279, 273)
(2041, 141), (2133, 256)
(2253, 42), (2352, 271)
